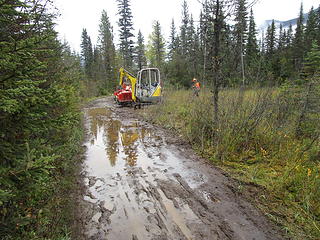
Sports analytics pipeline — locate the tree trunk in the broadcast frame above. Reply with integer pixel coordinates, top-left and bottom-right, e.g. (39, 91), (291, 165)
(212, 0), (222, 128)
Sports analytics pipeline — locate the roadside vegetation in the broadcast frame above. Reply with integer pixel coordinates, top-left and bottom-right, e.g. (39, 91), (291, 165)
(0, 1), (86, 239)
(144, 83), (319, 239)
(140, 1), (320, 238)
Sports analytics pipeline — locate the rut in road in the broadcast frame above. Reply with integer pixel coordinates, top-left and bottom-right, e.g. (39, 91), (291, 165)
(77, 98), (284, 240)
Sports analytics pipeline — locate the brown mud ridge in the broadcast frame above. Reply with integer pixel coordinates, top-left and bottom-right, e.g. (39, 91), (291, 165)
(76, 97), (285, 240)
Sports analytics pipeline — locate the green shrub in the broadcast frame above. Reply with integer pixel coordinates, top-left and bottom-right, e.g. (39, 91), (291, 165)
(144, 86), (320, 239)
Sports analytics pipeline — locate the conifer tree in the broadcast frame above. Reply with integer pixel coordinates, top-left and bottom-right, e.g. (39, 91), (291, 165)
(199, 3), (212, 84)
(317, 6), (320, 45)
(0, 0), (82, 237)
(92, 46), (102, 85)
(264, 20), (278, 78)
(168, 19), (178, 61)
(234, 0), (248, 82)
(246, 8), (259, 66)
(147, 21), (166, 68)
(276, 24), (293, 80)
(304, 7), (318, 53)
(286, 24), (294, 46)
(278, 24), (285, 50)
(180, 0), (190, 56)
(135, 30), (147, 70)
(117, 0), (135, 69)
(98, 10), (116, 91)
(80, 28), (94, 77)
(293, 3), (305, 71)
(166, 19), (185, 86)
(265, 20), (276, 57)
(296, 41), (320, 137)
(187, 15), (198, 77)
(302, 41), (320, 78)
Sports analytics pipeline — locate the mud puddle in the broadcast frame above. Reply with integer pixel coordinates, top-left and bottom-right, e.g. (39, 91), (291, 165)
(78, 98), (284, 240)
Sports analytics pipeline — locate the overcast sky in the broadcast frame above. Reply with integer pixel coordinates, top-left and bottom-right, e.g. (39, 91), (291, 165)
(53, 0), (319, 52)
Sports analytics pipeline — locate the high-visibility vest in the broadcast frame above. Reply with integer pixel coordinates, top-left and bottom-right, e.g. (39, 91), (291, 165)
(195, 82), (200, 89)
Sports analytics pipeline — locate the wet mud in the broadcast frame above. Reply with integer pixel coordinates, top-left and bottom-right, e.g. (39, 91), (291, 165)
(76, 97), (284, 240)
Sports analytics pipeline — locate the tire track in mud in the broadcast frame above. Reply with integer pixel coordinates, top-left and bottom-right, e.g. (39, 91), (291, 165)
(76, 97), (285, 240)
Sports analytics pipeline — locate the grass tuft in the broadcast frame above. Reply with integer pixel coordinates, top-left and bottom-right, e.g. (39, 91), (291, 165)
(143, 87), (320, 239)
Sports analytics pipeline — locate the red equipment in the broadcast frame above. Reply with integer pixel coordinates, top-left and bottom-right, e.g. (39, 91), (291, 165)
(114, 86), (132, 105)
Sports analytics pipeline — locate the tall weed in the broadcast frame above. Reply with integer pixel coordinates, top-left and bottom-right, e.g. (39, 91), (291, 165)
(144, 87), (320, 239)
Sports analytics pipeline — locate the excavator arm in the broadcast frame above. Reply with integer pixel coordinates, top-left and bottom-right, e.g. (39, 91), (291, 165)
(119, 67), (137, 101)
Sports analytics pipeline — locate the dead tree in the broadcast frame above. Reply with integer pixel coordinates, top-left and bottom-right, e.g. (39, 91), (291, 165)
(199, 0), (258, 140)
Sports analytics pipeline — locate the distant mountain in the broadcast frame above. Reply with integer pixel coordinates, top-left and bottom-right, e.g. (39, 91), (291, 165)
(259, 7), (318, 32)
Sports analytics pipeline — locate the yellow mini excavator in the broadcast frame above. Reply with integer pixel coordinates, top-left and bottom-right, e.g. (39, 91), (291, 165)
(114, 67), (162, 108)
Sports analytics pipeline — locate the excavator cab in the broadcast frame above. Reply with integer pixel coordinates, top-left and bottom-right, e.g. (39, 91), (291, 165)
(136, 68), (161, 104)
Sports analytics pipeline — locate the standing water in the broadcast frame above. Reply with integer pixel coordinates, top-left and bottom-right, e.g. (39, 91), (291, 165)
(79, 101), (284, 240)
(82, 107), (201, 240)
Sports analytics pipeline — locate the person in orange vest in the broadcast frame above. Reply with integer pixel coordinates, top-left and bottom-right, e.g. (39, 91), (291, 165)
(192, 78), (201, 97)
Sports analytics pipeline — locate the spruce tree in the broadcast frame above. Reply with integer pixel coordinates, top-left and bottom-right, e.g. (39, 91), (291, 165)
(98, 10), (116, 91)
(199, 3), (212, 85)
(302, 41), (320, 78)
(0, 0), (82, 237)
(304, 7), (318, 53)
(246, 8), (259, 66)
(166, 19), (185, 86)
(180, 0), (189, 56)
(234, 0), (248, 82)
(147, 21), (166, 68)
(286, 24), (294, 46)
(92, 46), (102, 87)
(293, 3), (305, 71)
(117, 0), (135, 69)
(278, 24), (285, 51)
(265, 20), (276, 57)
(168, 19), (178, 61)
(187, 15), (198, 78)
(135, 30), (147, 70)
(264, 20), (278, 78)
(296, 41), (320, 137)
(276, 24), (293, 80)
(80, 28), (94, 77)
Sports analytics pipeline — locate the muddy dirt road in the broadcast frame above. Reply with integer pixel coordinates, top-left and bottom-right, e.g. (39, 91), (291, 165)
(76, 97), (284, 240)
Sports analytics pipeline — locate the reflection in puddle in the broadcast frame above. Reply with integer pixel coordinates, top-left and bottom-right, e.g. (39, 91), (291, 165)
(87, 107), (156, 169)
(83, 107), (206, 239)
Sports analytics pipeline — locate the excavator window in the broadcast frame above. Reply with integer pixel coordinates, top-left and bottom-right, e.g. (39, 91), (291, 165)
(136, 68), (160, 98)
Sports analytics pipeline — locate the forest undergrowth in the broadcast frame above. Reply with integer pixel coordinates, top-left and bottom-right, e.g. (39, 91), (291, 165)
(143, 86), (320, 239)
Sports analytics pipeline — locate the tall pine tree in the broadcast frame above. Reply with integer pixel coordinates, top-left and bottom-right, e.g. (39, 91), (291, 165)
(80, 28), (94, 77)
(246, 9), (259, 67)
(292, 3), (305, 71)
(98, 10), (117, 92)
(234, 0), (248, 83)
(304, 7), (318, 53)
(147, 21), (166, 68)
(180, 0), (189, 56)
(167, 19), (178, 61)
(135, 30), (147, 70)
(117, 0), (135, 69)
(265, 20), (276, 57)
